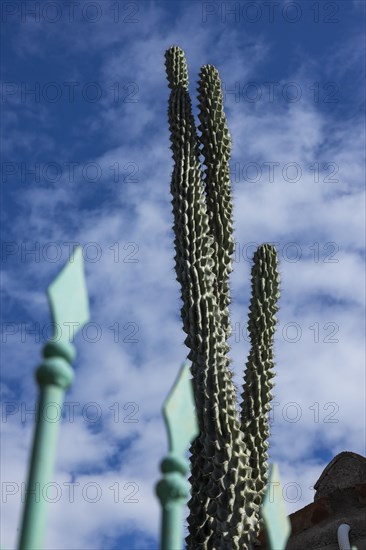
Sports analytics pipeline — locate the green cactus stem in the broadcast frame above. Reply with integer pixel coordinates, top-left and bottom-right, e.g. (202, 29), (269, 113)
(240, 244), (281, 539)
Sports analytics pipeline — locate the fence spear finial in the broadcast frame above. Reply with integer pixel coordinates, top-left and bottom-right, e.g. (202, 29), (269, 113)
(260, 463), (292, 550)
(155, 361), (199, 550)
(18, 245), (89, 550)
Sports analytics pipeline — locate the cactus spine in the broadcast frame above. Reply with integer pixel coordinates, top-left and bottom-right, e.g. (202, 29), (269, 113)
(165, 46), (280, 549)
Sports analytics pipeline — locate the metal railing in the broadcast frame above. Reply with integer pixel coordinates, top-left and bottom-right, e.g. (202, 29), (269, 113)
(10, 247), (293, 550)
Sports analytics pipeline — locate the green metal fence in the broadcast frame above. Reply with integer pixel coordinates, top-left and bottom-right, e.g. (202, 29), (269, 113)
(9, 248), (293, 550)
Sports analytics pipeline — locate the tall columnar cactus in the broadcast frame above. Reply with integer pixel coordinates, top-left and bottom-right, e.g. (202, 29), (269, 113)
(165, 45), (280, 549)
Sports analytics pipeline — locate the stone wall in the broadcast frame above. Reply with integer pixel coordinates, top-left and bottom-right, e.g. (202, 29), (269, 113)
(257, 451), (366, 549)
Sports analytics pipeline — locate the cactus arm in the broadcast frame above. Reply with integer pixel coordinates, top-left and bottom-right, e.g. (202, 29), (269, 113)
(165, 45), (217, 546)
(197, 64), (235, 339)
(196, 63), (239, 418)
(240, 244), (281, 539)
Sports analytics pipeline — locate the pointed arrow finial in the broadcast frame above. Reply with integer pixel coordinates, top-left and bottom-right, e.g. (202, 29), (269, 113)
(47, 245), (90, 344)
(162, 361), (199, 456)
(260, 463), (292, 550)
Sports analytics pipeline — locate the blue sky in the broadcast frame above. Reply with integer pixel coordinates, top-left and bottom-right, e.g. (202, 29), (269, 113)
(1, 1), (365, 548)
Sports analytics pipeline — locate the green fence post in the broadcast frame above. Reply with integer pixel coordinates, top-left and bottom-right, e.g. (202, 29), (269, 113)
(17, 246), (89, 550)
(155, 361), (199, 550)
